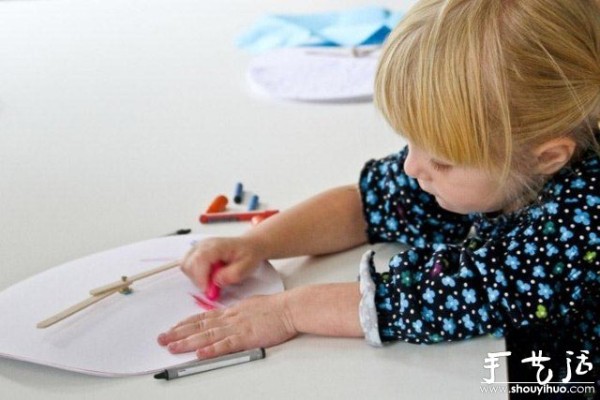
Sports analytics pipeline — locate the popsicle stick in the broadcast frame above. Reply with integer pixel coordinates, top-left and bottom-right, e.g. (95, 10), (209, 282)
(37, 284), (129, 329)
(89, 260), (180, 296)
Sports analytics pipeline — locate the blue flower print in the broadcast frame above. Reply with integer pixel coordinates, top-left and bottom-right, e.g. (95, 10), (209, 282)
(378, 163), (389, 175)
(524, 243), (537, 256)
(379, 298), (392, 311)
(560, 227), (574, 242)
(432, 243), (448, 252)
(574, 209), (590, 226)
(442, 222), (456, 231)
(359, 176), (369, 191)
(414, 237), (426, 248)
(587, 270), (598, 282)
(495, 270), (507, 286)
(571, 178), (586, 189)
(516, 280), (531, 293)
(475, 246), (489, 257)
(475, 261), (488, 275)
(407, 177), (419, 190)
(586, 194), (599, 207)
(390, 256), (402, 268)
(462, 314), (475, 331)
(544, 202), (559, 214)
(395, 173), (407, 187)
(386, 218), (399, 231)
(533, 266), (546, 278)
(429, 218), (441, 227)
(432, 232), (444, 243)
(546, 244), (559, 257)
(423, 288), (435, 304)
(377, 282), (389, 297)
(462, 288), (477, 304)
(366, 190), (378, 205)
(505, 255), (520, 270)
(553, 183), (564, 195)
(382, 328), (395, 338)
(370, 211), (382, 225)
(445, 295), (459, 311)
(565, 245), (579, 260)
(523, 226), (535, 236)
(508, 241), (519, 251)
(400, 293), (409, 312)
(422, 307), (434, 322)
(394, 319), (406, 330)
(590, 233), (600, 245)
(443, 318), (456, 335)
(538, 284), (553, 300)
(478, 307), (489, 322)
(412, 319), (423, 333)
(408, 251), (419, 264)
(413, 205), (425, 216)
(530, 207), (543, 219)
(441, 276), (456, 287)
(568, 268), (582, 281)
(418, 192), (429, 203)
(459, 267), (475, 279)
(386, 180), (397, 195)
(487, 287), (500, 302)
(594, 325), (600, 336)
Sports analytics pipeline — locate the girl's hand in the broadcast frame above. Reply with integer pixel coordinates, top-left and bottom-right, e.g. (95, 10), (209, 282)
(181, 236), (265, 292)
(157, 293), (297, 358)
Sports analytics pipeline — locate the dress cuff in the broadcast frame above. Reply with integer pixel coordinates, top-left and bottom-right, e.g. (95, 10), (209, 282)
(358, 250), (383, 347)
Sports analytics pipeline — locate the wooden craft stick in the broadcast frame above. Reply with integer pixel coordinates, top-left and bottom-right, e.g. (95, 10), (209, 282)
(89, 260), (180, 296)
(37, 283), (129, 329)
(38, 259), (182, 328)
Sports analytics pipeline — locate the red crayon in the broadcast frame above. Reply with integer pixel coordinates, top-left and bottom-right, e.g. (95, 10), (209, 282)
(199, 209), (279, 224)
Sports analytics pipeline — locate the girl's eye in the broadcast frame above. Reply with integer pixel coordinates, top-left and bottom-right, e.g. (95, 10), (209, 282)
(430, 160), (452, 172)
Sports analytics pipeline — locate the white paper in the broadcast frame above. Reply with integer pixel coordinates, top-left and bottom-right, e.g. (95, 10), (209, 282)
(247, 47), (379, 102)
(0, 234), (284, 376)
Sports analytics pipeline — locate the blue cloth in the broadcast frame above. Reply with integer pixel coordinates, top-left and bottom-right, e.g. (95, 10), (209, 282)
(236, 7), (404, 52)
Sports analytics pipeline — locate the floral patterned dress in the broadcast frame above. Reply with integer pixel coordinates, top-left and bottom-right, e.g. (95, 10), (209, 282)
(358, 145), (599, 396)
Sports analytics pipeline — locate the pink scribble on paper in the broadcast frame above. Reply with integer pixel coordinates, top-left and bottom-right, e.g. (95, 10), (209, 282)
(189, 293), (225, 311)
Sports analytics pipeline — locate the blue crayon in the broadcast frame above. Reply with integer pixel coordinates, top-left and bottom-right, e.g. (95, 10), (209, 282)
(233, 182), (244, 204)
(248, 194), (259, 211)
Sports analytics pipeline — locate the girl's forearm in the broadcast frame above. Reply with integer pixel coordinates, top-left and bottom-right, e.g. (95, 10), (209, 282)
(243, 185), (368, 259)
(283, 282), (364, 337)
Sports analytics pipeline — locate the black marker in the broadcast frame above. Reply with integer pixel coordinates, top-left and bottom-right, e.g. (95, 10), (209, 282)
(165, 229), (192, 236)
(154, 348), (265, 380)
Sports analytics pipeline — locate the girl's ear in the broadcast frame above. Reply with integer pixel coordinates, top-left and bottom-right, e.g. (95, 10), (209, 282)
(533, 137), (576, 175)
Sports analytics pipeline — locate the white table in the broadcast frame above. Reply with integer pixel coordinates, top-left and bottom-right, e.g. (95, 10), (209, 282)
(0, 1), (507, 398)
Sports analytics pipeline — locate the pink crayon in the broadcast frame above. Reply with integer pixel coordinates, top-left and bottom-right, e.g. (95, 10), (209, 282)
(206, 261), (225, 301)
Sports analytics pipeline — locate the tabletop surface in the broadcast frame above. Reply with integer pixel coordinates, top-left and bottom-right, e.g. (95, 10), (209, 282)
(0, 0), (507, 398)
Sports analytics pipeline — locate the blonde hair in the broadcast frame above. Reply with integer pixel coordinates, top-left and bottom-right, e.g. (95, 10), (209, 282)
(375, 0), (600, 186)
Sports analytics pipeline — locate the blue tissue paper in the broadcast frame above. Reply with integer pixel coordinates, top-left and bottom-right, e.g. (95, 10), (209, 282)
(236, 6), (404, 52)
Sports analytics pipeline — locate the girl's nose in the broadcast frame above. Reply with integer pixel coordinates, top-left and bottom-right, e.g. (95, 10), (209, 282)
(404, 146), (424, 179)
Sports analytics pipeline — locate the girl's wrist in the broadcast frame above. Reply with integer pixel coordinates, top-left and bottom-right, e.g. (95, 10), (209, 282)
(280, 289), (300, 335)
(240, 230), (273, 261)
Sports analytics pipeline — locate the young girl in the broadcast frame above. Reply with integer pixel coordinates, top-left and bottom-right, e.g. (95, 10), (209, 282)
(158, 0), (600, 395)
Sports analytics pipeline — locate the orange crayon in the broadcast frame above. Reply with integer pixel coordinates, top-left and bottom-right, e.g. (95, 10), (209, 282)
(206, 195), (228, 213)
